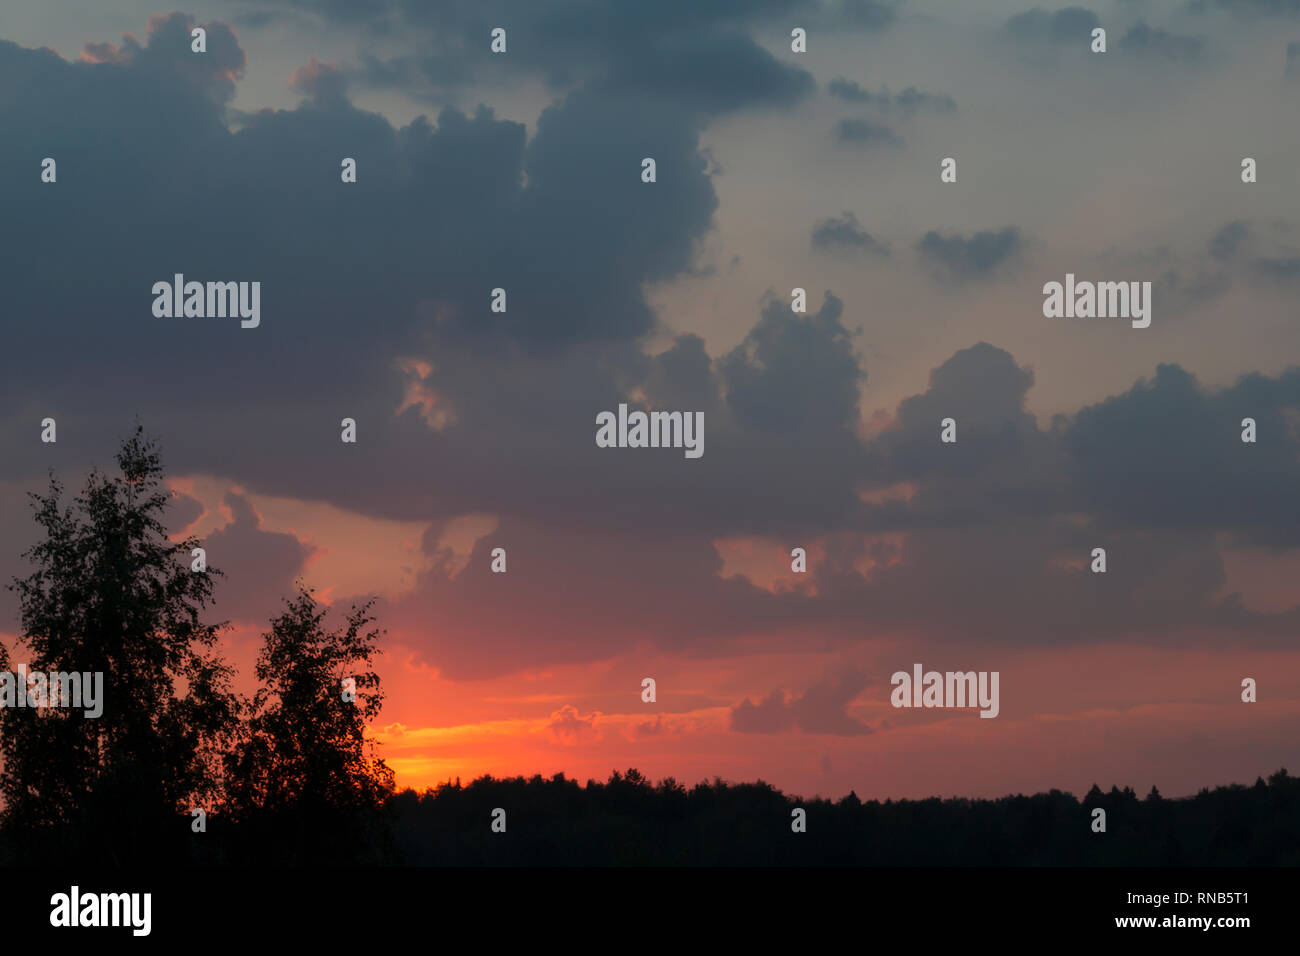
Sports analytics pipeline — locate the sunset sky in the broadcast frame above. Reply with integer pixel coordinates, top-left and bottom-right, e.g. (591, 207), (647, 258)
(2, 0), (1299, 801)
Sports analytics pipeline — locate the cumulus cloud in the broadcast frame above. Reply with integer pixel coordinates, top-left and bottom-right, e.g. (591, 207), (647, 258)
(2, 8), (1299, 695)
(289, 56), (348, 104)
(547, 704), (601, 743)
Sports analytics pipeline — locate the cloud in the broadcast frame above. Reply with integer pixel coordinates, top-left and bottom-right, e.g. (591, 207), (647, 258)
(168, 490), (205, 532)
(601, 29), (815, 114)
(3, 9), (1300, 694)
(731, 668), (876, 735)
(1003, 7), (1100, 44)
(827, 78), (956, 114)
(1063, 363), (1300, 546)
(1118, 22), (1206, 62)
(1157, 219), (1300, 297)
(547, 704), (601, 743)
(339, 0), (818, 112)
(916, 228), (1023, 279)
(1255, 255), (1300, 278)
(80, 12), (246, 104)
(834, 118), (903, 146)
(835, 0), (900, 30)
(1209, 221), (1250, 260)
(289, 56), (348, 104)
(1192, 0), (1300, 16)
(811, 211), (891, 255)
(202, 491), (318, 623)
(0, 21), (730, 508)
(718, 292), (865, 439)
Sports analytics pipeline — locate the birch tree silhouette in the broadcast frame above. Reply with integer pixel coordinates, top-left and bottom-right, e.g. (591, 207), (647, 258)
(1, 426), (237, 864)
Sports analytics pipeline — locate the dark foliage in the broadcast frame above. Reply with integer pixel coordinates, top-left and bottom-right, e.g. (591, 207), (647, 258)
(388, 768), (1300, 866)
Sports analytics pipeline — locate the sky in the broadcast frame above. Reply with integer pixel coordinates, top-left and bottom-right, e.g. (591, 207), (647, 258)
(1, 0), (1299, 801)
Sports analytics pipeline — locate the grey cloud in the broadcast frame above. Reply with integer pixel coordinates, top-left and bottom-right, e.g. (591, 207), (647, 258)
(834, 118), (903, 146)
(202, 492), (318, 623)
(731, 669), (876, 735)
(916, 228), (1023, 279)
(289, 57), (349, 104)
(1118, 22), (1206, 62)
(1209, 221), (1250, 260)
(342, 0), (819, 112)
(1064, 363), (1300, 546)
(1190, 0), (1300, 16)
(827, 78), (956, 115)
(1004, 7), (1101, 44)
(811, 211), (891, 255)
(837, 0), (899, 30)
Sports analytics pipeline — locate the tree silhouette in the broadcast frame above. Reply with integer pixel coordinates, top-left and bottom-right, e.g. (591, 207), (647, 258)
(389, 767), (1300, 866)
(224, 586), (396, 863)
(0, 426), (238, 864)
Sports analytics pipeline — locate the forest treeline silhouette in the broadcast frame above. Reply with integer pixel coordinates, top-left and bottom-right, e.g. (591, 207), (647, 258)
(0, 429), (1295, 866)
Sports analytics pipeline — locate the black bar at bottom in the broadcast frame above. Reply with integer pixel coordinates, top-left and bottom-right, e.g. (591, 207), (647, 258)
(0, 865), (1282, 942)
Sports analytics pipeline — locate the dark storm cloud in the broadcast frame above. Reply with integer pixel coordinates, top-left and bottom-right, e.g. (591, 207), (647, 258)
(601, 28), (815, 114)
(811, 212), (891, 254)
(861, 342), (1300, 551)
(321, 0), (821, 113)
(1064, 363), (1300, 546)
(3, 11), (1299, 683)
(78, 12), (247, 104)
(916, 228), (1023, 279)
(364, 339), (1300, 679)
(0, 14), (726, 498)
(719, 293), (864, 438)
